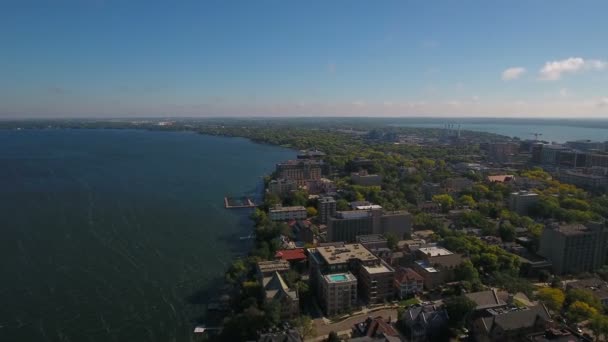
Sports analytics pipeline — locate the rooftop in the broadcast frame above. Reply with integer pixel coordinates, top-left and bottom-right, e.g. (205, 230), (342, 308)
(324, 272), (357, 284)
(275, 248), (307, 262)
(511, 190), (539, 197)
(316, 243), (378, 265)
(488, 174), (515, 183)
(270, 206), (306, 213)
(549, 223), (594, 236)
(257, 260), (290, 274)
(418, 246), (453, 257)
(362, 260), (394, 275)
(415, 260), (439, 273)
(355, 204), (383, 210)
(356, 234), (388, 244)
(335, 210), (372, 220)
(465, 289), (508, 310)
(395, 267), (424, 283)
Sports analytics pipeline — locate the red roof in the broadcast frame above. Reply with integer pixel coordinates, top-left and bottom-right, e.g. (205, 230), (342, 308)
(275, 248), (307, 262)
(487, 175), (515, 183)
(395, 267), (424, 284)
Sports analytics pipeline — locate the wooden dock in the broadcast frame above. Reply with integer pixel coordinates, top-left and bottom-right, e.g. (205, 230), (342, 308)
(224, 196), (256, 209)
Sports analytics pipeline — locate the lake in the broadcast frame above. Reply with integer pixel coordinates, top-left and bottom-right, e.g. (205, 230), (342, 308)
(387, 118), (608, 143)
(0, 129), (295, 342)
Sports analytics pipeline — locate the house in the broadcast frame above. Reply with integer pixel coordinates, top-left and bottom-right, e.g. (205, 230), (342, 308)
(471, 305), (552, 342)
(402, 304), (449, 341)
(465, 289), (509, 312)
(352, 316), (400, 341)
(257, 329), (303, 342)
(487, 175), (515, 183)
(261, 272), (300, 320)
(275, 248), (307, 264)
(394, 267), (424, 299)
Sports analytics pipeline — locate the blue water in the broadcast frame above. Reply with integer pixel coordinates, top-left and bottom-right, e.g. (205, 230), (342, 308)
(0, 129), (295, 342)
(388, 119), (608, 143)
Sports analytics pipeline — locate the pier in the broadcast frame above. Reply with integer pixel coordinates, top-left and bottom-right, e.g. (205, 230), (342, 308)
(224, 196), (256, 209)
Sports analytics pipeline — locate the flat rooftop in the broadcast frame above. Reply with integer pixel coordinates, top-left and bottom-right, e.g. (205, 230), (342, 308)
(335, 210), (371, 219)
(418, 246), (453, 257)
(257, 260), (290, 274)
(316, 243), (378, 265)
(356, 234), (387, 244)
(362, 261), (394, 275)
(415, 260), (439, 273)
(355, 204), (383, 210)
(551, 223), (593, 235)
(270, 206), (306, 213)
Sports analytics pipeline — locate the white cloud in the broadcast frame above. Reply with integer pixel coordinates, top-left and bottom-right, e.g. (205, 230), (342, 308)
(501, 67), (526, 81)
(539, 57), (606, 80)
(597, 97), (608, 107)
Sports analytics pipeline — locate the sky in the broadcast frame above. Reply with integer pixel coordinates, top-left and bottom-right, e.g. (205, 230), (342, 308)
(1, 0), (608, 118)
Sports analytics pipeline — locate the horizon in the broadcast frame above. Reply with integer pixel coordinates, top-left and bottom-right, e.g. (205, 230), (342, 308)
(2, 1), (608, 118)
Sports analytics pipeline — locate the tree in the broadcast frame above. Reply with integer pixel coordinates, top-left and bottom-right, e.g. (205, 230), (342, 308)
(458, 194), (476, 208)
(566, 301), (598, 323)
(327, 331), (341, 342)
(566, 288), (603, 311)
(336, 199), (350, 211)
(590, 314), (608, 341)
(537, 287), (565, 312)
(454, 260), (480, 283)
(445, 295), (476, 327)
(306, 206), (318, 217)
(292, 315), (316, 340)
(385, 232), (398, 251)
(264, 300), (282, 326)
(498, 222), (516, 242)
(432, 194), (454, 213)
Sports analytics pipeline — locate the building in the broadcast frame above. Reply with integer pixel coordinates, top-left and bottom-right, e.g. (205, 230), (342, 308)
(488, 142), (519, 163)
(269, 205), (307, 221)
(566, 139), (605, 152)
(509, 191), (540, 216)
(257, 329), (303, 342)
(257, 260), (291, 279)
(422, 182), (443, 200)
(327, 210), (412, 242)
(275, 248), (307, 264)
(379, 211), (413, 239)
(444, 177), (474, 193)
(327, 211), (376, 242)
(412, 247), (463, 289)
(566, 277), (608, 306)
(394, 267), (424, 299)
(305, 178), (336, 195)
(268, 178), (297, 197)
(291, 220), (315, 244)
(317, 196), (337, 224)
(586, 153), (608, 168)
(471, 305), (551, 342)
(260, 272), (300, 320)
(307, 243), (395, 313)
(465, 289), (509, 312)
(539, 222), (608, 275)
(488, 174), (515, 183)
(559, 170), (608, 190)
(540, 144), (569, 165)
(297, 149), (326, 160)
(357, 234), (388, 250)
(402, 304), (449, 341)
(351, 170), (383, 186)
(276, 160), (322, 186)
(352, 316), (400, 341)
(556, 150), (587, 168)
(527, 328), (586, 342)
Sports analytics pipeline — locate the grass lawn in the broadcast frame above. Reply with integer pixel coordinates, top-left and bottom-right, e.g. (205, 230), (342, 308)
(399, 297), (421, 307)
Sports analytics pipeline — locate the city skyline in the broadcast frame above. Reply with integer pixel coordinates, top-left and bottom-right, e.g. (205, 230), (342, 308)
(2, 0), (608, 118)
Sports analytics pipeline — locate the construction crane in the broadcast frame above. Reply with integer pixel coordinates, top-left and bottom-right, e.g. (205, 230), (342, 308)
(530, 132), (543, 141)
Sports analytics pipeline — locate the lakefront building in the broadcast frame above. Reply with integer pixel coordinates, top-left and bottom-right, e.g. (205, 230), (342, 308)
(269, 205), (307, 221)
(509, 191), (539, 216)
(276, 160), (322, 186)
(327, 209), (412, 242)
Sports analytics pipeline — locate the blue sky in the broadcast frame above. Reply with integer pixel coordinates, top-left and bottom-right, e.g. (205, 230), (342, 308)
(1, 0), (608, 117)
